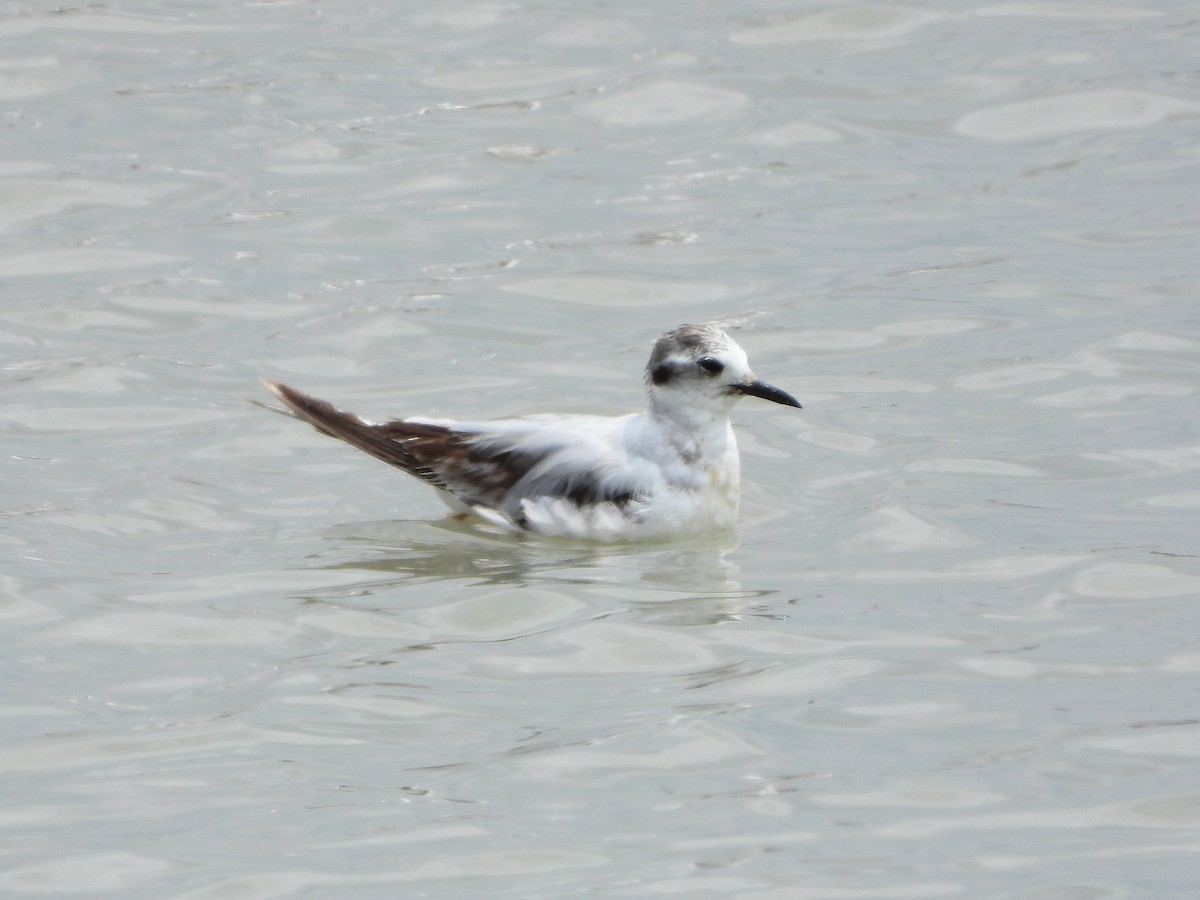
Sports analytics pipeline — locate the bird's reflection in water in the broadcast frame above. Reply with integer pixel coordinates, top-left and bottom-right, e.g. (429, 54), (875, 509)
(306, 515), (775, 622)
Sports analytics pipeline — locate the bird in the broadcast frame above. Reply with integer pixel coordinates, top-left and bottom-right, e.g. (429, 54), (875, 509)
(264, 323), (801, 541)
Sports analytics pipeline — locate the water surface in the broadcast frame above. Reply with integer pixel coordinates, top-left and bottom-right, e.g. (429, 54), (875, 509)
(2, 2), (1199, 897)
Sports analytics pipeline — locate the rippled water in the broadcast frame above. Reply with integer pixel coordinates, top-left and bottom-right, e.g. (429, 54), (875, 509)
(3, 2), (1200, 897)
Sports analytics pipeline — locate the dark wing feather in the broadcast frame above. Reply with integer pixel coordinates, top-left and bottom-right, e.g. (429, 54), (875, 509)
(264, 380), (554, 509)
(265, 380), (455, 490)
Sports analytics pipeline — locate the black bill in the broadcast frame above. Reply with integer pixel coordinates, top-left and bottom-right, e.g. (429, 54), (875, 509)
(733, 379), (802, 408)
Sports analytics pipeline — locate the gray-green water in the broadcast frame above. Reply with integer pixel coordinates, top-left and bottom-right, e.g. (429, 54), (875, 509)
(4, 2), (1200, 897)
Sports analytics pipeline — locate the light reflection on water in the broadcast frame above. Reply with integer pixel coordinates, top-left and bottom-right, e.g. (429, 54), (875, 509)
(2, 0), (1200, 897)
(317, 518), (747, 592)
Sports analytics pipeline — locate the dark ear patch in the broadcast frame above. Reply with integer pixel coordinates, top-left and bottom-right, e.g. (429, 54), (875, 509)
(651, 363), (674, 385)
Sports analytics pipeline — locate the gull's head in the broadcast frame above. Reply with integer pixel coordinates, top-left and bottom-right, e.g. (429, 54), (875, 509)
(645, 324), (801, 420)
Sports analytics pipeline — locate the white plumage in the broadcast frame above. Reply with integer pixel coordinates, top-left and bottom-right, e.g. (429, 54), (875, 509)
(265, 323), (800, 541)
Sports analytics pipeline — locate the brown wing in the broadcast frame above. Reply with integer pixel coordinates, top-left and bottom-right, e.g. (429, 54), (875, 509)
(264, 380), (549, 509)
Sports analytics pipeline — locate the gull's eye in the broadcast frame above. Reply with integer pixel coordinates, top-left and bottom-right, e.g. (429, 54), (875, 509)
(697, 357), (724, 376)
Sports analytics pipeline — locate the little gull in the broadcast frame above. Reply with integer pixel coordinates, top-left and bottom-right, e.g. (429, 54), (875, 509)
(265, 323), (800, 540)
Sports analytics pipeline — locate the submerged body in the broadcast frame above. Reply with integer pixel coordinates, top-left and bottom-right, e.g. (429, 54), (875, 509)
(266, 324), (800, 540)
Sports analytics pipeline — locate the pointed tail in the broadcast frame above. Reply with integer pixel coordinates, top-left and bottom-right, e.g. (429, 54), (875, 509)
(263, 380), (437, 482)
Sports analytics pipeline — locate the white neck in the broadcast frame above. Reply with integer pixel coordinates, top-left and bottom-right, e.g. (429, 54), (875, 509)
(647, 390), (738, 464)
